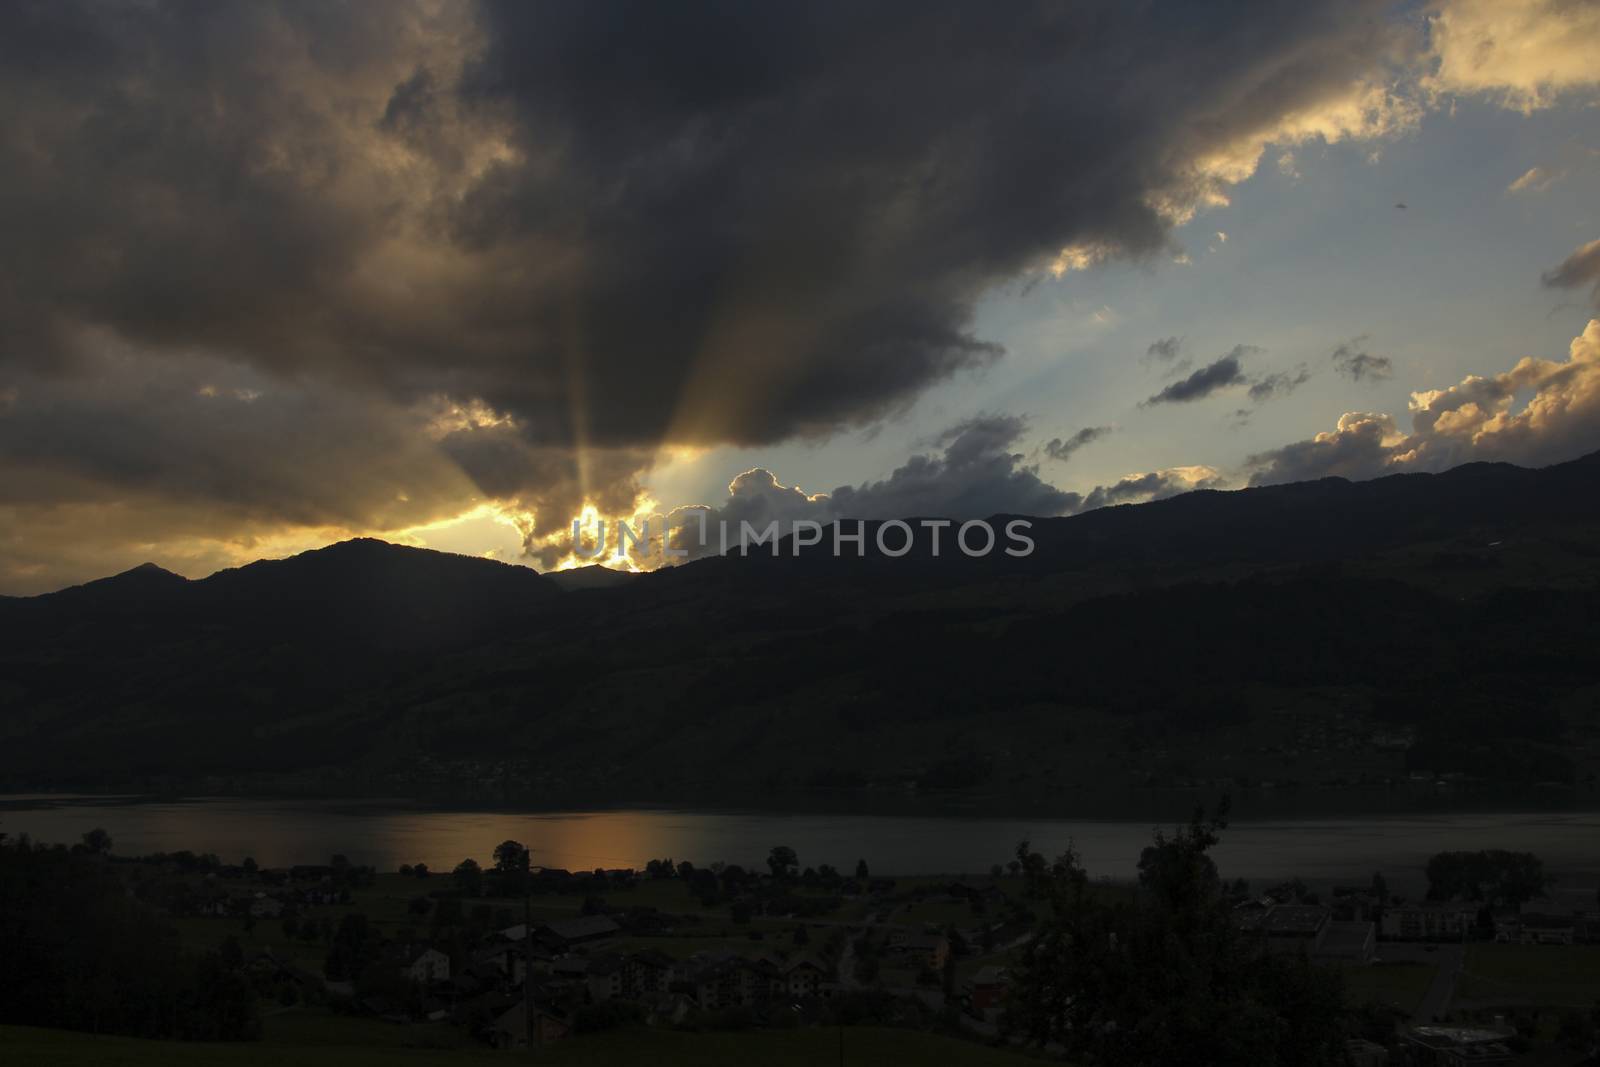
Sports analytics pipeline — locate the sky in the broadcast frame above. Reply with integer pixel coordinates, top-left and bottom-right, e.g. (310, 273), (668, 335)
(1, 0), (1599, 592)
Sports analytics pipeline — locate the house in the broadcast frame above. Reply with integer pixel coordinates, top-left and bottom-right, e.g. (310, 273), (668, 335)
(1400, 1026), (1513, 1065)
(781, 956), (827, 997)
(491, 1002), (571, 1048)
(1314, 921), (1376, 963)
(626, 950), (676, 997)
(680, 954), (782, 1009)
(1500, 913), (1576, 945)
(538, 915), (622, 951)
(968, 965), (1009, 1016)
(1237, 904), (1331, 953)
(1261, 904), (1330, 941)
(644, 992), (696, 1027)
(471, 944), (530, 985)
(247, 893), (284, 919)
(585, 955), (625, 1002)
(689, 959), (747, 1011)
(1381, 903), (1478, 942)
(889, 932), (950, 971)
(549, 957), (591, 982)
(403, 947), (451, 984)
(1343, 1038), (1389, 1066)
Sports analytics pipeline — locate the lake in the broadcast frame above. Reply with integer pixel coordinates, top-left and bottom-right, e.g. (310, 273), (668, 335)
(4, 795), (1598, 893)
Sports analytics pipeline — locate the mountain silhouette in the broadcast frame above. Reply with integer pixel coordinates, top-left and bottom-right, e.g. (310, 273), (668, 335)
(3, 452), (1599, 808)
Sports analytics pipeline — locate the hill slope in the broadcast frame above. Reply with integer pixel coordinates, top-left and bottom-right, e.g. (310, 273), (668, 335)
(3, 454), (1599, 811)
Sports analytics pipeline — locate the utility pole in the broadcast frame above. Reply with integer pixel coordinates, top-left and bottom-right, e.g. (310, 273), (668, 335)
(522, 845), (535, 1058)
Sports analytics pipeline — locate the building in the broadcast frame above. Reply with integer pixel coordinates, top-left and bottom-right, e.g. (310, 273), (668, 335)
(403, 947), (451, 984)
(625, 950), (676, 997)
(1381, 903), (1478, 942)
(781, 956), (827, 997)
(1237, 903), (1331, 953)
(1315, 921), (1376, 963)
(889, 932), (950, 971)
(248, 894), (284, 919)
(1400, 1026), (1513, 1065)
(540, 915), (622, 951)
(584, 955), (625, 1002)
(1344, 1038), (1389, 1066)
(968, 965), (1009, 1016)
(1498, 913), (1576, 945)
(491, 1003), (571, 1048)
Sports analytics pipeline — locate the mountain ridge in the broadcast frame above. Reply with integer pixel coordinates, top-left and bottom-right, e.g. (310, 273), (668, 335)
(2, 449), (1598, 810)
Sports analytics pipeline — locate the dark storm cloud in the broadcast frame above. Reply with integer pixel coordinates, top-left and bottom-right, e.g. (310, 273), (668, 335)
(0, 356), (473, 531)
(1145, 337), (1185, 363)
(1079, 467), (1224, 510)
(1043, 426), (1113, 464)
(663, 414), (1236, 561)
(1143, 348), (1257, 405)
(1247, 364), (1312, 403)
(831, 416), (1080, 520)
(1542, 238), (1600, 309)
(0, 0), (1415, 452)
(666, 415), (1080, 557)
(1331, 337), (1394, 381)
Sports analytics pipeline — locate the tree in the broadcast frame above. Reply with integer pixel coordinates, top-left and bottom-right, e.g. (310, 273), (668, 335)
(492, 840), (529, 896)
(768, 846), (798, 880)
(1005, 798), (1347, 1067)
(1136, 798), (1229, 914)
(855, 859), (870, 881)
(80, 828), (112, 855)
(1425, 850), (1546, 909)
(453, 858), (483, 896)
(324, 913), (378, 982)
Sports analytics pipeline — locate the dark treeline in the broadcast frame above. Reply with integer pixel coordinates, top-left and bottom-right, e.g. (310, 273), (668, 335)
(1005, 800), (1348, 1066)
(0, 830), (257, 1041)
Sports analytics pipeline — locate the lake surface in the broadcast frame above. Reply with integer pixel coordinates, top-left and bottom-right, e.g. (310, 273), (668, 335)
(5, 796), (1599, 893)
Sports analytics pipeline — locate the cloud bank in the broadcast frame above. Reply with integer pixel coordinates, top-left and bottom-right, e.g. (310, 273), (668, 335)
(1249, 320), (1600, 484)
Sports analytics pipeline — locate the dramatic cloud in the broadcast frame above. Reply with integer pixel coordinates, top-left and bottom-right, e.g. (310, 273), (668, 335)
(1542, 239), (1600, 310)
(657, 415), (1078, 559)
(1145, 337), (1185, 363)
(654, 418), (1225, 562)
(1425, 0), (1600, 113)
(1248, 320), (1600, 484)
(1, 0), (1583, 590)
(1332, 337), (1395, 381)
(1144, 348), (1257, 405)
(1247, 364), (1313, 404)
(1078, 466), (1225, 511)
(1043, 426), (1113, 464)
(0, 0), (1425, 453)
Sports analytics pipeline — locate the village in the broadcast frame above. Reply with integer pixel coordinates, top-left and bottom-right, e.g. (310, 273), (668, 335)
(83, 837), (1600, 1066)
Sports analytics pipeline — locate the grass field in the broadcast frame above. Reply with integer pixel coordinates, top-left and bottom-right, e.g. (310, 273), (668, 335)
(1459, 944), (1600, 1007)
(0, 1024), (1030, 1066)
(1340, 962), (1436, 1014)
